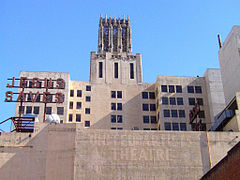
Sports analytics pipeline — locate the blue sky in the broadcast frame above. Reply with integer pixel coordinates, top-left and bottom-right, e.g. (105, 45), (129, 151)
(1, 0), (240, 132)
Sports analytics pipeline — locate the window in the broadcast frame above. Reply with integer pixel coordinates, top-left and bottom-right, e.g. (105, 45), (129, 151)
(130, 63), (134, 79)
(117, 115), (122, 123)
(177, 97), (184, 105)
(198, 111), (205, 118)
(114, 62), (118, 78)
(69, 102), (73, 109)
(169, 85), (175, 93)
(111, 103), (116, 110)
(187, 86), (194, 93)
(86, 96), (91, 102)
(34, 106), (40, 114)
(69, 114), (73, 122)
(46, 107), (52, 115)
(143, 116), (149, 123)
(150, 104), (156, 111)
(111, 115), (116, 123)
(142, 104), (149, 111)
(163, 109), (170, 117)
(143, 128), (150, 130)
(171, 110), (178, 117)
(149, 92), (155, 99)
(117, 103), (122, 111)
(85, 108), (90, 114)
(151, 116), (157, 124)
(188, 98), (195, 105)
(169, 97), (176, 105)
(176, 85), (182, 93)
(180, 123), (187, 131)
(164, 122), (171, 130)
(77, 102), (82, 109)
(195, 86), (202, 94)
(142, 92), (148, 99)
(117, 127), (123, 130)
(46, 94), (53, 102)
(161, 85), (167, 92)
(76, 114), (81, 122)
(86, 85), (91, 91)
(178, 110), (185, 118)
(197, 98), (203, 106)
(57, 107), (64, 115)
(70, 90), (74, 97)
(99, 62), (103, 78)
(27, 94), (32, 102)
(172, 123), (179, 131)
(117, 91), (122, 98)
(36, 94), (40, 102)
(151, 128), (157, 131)
(26, 106), (32, 114)
(162, 97), (168, 105)
(77, 90), (82, 97)
(111, 91), (116, 98)
(85, 121), (90, 127)
(111, 127), (116, 130)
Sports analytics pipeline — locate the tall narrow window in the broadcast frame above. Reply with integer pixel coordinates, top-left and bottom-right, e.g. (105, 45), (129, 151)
(114, 62), (118, 78)
(130, 63), (134, 79)
(99, 62), (103, 78)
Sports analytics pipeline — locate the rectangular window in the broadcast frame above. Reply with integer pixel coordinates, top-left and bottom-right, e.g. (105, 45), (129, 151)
(70, 90), (74, 97)
(26, 106), (32, 114)
(86, 85), (91, 91)
(142, 104), (149, 111)
(117, 91), (122, 98)
(99, 62), (103, 78)
(180, 123), (187, 131)
(76, 102), (82, 109)
(111, 91), (116, 98)
(161, 85), (167, 92)
(150, 104), (156, 111)
(69, 114), (73, 122)
(36, 94), (40, 102)
(197, 98), (203, 106)
(77, 90), (82, 97)
(188, 98), (195, 105)
(46, 107), (52, 115)
(198, 110), (205, 118)
(85, 121), (90, 127)
(169, 85), (175, 93)
(169, 97), (176, 105)
(117, 115), (122, 123)
(34, 106), (40, 114)
(162, 97), (168, 105)
(151, 116), (157, 124)
(117, 103), (122, 111)
(164, 122), (171, 130)
(76, 114), (81, 122)
(111, 103), (116, 110)
(111, 127), (116, 130)
(187, 86), (194, 93)
(195, 86), (202, 94)
(149, 92), (155, 99)
(117, 127), (123, 130)
(172, 123), (179, 131)
(111, 115), (116, 123)
(85, 108), (90, 114)
(163, 109), (170, 117)
(86, 96), (91, 102)
(57, 107), (64, 115)
(171, 110), (178, 117)
(130, 63), (134, 79)
(143, 116), (149, 123)
(69, 102), (73, 109)
(114, 62), (118, 78)
(178, 110), (185, 118)
(143, 128), (150, 130)
(142, 92), (148, 99)
(177, 97), (184, 105)
(176, 85), (182, 93)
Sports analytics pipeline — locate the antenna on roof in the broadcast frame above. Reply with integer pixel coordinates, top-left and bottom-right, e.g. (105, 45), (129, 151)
(218, 34), (222, 49)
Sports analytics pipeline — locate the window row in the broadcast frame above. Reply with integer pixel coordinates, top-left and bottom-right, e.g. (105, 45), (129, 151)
(188, 98), (203, 106)
(68, 114), (81, 122)
(163, 109), (186, 118)
(187, 86), (202, 94)
(164, 122), (187, 131)
(111, 91), (122, 98)
(143, 128), (158, 131)
(161, 85), (182, 93)
(110, 62), (134, 79)
(162, 97), (184, 105)
(111, 103), (122, 111)
(143, 116), (157, 124)
(111, 127), (123, 130)
(142, 92), (155, 99)
(111, 115), (123, 123)
(142, 104), (156, 111)
(69, 86), (91, 97)
(19, 106), (65, 115)
(69, 102), (82, 109)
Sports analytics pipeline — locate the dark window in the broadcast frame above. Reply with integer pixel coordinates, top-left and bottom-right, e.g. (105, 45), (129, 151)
(36, 94), (40, 102)
(164, 122), (171, 130)
(114, 62), (118, 78)
(151, 128), (157, 131)
(172, 123), (179, 131)
(188, 98), (195, 105)
(177, 97), (184, 105)
(161, 85), (167, 92)
(47, 94), (53, 102)
(70, 90), (74, 97)
(26, 106), (32, 114)
(187, 86), (194, 93)
(69, 114), (73, 122)
(198, 111), (205, 118)
(111, 115), (116, 123)
(163, 109), (170, 117)
(111, 91), (116, 98)
(34, 106), (40, 114)
(117, 91), (122, 98)
(111, 127), (116, 130)
(178, 110), (185, 118)
(142, 92), (148, 99)
(149, 92), (155, 99)
(69, 102), (73, 109)
(85, 121), (90, 127)
(76, 114), (81, 122)
(77, 102), (81, 109)
(117, 127), (123, 130)
(130, 63), (134, 79)
(86, 96), (91, 102)
(99, 62), (103, 78)
(57, 107), (64, 115)
(162, 97), (168, 105)
(85, 108), (90, 114)
(86, 85), (91, 91)
(150, 104), (156, 111)
(169, 85), (175, 93)
(195, 86), (202, 94)
(176, 85), (182, 93)
(111, 103), (116, 110)
(117, 115), (122, 123)
(60, 120), (63, 123)
(117, 103), (122, 111)
(27, 94), (31, 102)
(171, 110), (178, 117)
(169, 97), (176, 105)
(151, 116), (157, 124)
(77, 90), (82, 97)
(143, 116), (149, 123)
(143, 128), (150, 130)
(180, 123), (187, 131)
(197, 98), (203, 106)
(46, 107), (52, 115)
(142, 104), (149, 111)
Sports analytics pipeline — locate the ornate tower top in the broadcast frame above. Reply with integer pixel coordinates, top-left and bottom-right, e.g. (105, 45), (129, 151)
(98, 15), (132, 54)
